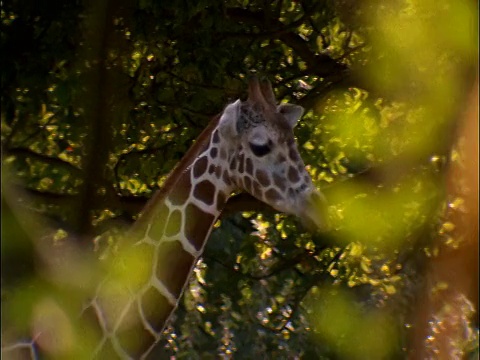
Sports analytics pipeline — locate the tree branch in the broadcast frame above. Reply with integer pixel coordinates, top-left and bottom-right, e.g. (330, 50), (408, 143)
(4, 147), (83, 176)
(225, 7), (347, 76)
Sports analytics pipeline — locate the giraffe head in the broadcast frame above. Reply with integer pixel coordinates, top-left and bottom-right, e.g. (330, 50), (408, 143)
(216, 77), (326, 230)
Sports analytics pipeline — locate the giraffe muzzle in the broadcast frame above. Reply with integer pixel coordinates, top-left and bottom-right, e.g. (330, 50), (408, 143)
(300, 190), (329, 232)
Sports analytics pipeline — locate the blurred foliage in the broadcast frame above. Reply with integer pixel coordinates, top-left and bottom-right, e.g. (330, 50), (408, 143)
(1, 0), (478, 358)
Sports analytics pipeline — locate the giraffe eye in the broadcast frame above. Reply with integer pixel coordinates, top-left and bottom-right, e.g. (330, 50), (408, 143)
(249, 142), (271, 157)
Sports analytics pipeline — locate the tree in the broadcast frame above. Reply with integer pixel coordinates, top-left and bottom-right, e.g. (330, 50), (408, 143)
(1, 0), (478, 358)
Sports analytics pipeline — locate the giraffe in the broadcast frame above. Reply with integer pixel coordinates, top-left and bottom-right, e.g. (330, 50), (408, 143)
(2, 76), (326, 359)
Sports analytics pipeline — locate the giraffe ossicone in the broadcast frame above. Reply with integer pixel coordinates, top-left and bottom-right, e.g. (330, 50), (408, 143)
(2, 76), (326, 360)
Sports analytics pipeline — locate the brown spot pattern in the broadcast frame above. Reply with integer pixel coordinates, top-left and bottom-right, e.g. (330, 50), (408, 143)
(185, 203), (215, 250)
(148, 203), (169, 240)
(229, 157), (237, 171)
(193, 180), (215, 206)
(223, 170), (232, 186)
(289, 147), (300, 161)
(193, 156), (208, 178)
(288, 188), (295, 198)
(252, 181), (263, 198)
(273, 173), (287, 191)
(238, 153), (245, 173)
(156, 241), (195, 297)
(212, 130), (220, 144)
(215, 166), (222, 179)
(256, 169), (270, 187)
(141, 286), (174, 333)
(169, 170), (192, 206)
(288, 166), (300, 183)
(208, 164), (215, 174)
(245, 157), (253, 175)
(265, 188), (282, 203)
(210, 147), (218, 159)
(243, 176), (252, 193)
(240, 160), (246, 174)
(165, 210), (182, 237)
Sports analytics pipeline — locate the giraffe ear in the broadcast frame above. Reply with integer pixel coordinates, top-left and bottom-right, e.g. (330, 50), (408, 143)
(218, 99), (241, 139)
(278, 104), (304, 128)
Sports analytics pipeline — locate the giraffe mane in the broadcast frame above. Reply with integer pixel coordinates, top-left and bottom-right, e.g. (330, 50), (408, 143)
(131, 114), (222, 232)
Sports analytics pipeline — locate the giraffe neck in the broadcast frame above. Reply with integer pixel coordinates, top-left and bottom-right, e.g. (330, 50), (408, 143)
(3, 78), (325, 360)
(84, 124), (234, 359)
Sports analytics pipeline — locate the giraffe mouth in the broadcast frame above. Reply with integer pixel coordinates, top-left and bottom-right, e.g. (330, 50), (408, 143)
(299, 190), (329, 232)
